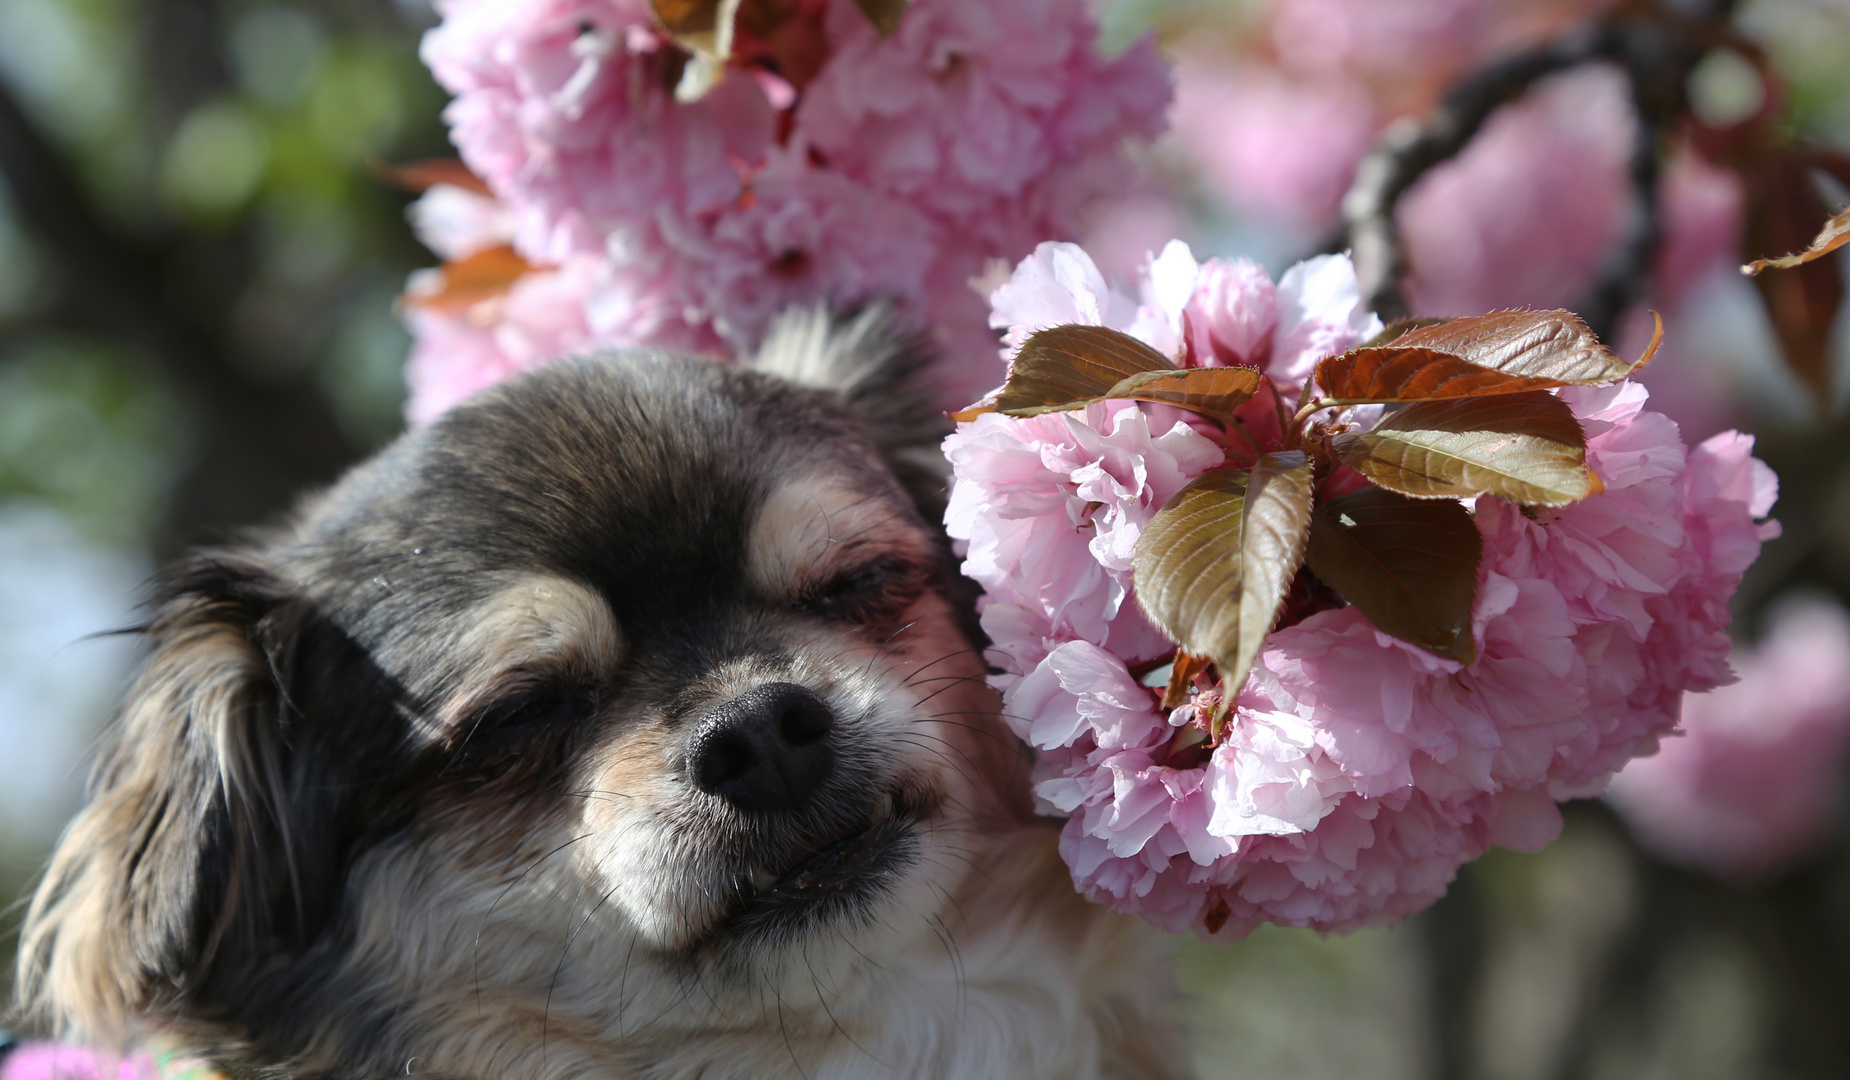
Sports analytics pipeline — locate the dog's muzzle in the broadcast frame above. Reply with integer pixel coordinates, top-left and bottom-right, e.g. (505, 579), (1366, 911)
(687, 682), (836, 813)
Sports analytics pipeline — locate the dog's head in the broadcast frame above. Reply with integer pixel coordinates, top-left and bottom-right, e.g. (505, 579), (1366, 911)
(16, 309), (1030, 1075)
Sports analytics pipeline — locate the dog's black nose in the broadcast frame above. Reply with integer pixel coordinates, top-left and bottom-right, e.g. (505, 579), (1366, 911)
(689, 682), (835, 812)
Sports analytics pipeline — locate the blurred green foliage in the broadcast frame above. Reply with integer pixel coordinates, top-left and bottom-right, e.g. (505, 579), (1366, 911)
(0, 0), (448, 1017)
(0, 0), (445, 486)
(0, 337), (182, 546)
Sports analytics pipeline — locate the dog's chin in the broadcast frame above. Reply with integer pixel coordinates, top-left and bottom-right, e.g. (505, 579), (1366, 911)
(696, 774), (947, 953)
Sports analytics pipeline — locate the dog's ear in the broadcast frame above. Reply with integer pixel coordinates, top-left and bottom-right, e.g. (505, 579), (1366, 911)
(15, 550), (349, 1042)
(749, 305), (954, 523)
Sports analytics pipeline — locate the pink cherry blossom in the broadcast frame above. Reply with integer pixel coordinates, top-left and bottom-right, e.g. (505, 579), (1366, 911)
(1608, 596), (1850, 882)
(403, 255), (706, 426)
(407, 183), (519, 261)
(985, 239), (1382, 396)
(943, 400), (1224, 679)
(411, 0), (1171, 420)
(1168, 60), (1376, 231)
(422, 0), (776, 264)
(948, 240), (1779, 937)
(656, 167), (939, 351)
(796, 0), (1169, 254)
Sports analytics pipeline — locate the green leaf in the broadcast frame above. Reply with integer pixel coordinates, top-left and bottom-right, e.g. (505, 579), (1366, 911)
(1133, 470), (1248, 676)
(1315, 347), (1567, 404)
(1105, 367), (1263, 428)
(1132, 456), (1315, 693)
(1361, 309), (1656, 385)
(1331, 392), (1597, 507)
(1304, 488), (1483, 664)
(1230, 452), (1316, 691)
(652, 0), (746, 100)
(853, 0), (911, 35)
(949, 325), (1173, 421)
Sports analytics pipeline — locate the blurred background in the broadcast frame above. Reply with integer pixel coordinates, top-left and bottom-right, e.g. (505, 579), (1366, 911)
(1, 0), (1848, 1077)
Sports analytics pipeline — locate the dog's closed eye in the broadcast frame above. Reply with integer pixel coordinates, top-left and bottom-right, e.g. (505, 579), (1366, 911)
(453, 676), (598, 757)
(801, 555), (928, 626)
(476, 681), (595, 738)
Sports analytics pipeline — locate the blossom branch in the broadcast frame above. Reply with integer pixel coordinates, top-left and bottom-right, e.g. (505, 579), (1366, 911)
(1341, 2), (1739, 336)
(1339, 26), (1620, 321)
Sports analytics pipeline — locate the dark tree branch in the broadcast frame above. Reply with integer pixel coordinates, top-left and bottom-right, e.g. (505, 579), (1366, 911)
(1417, 864), (1487, 1080)
(1340, 4), (1734, 339)
(1576, 11), (1713, 341)
(1340, 27), (1621, 322)
(0, 77), (359, 557)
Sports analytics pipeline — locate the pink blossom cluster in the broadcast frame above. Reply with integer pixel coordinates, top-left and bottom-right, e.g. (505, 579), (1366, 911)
(406, 0), (1170, 421)
(0, 1044), (161, 1080)
(1608, 596), (1850, 882)
(944, 240), (1779, 937)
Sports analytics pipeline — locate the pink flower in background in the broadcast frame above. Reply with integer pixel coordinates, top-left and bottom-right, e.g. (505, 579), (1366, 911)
(1652, 147), (1745, 309)
(946, 239), (1778, 937)
(1269, 0), (1490, 83)
(1169, 0), (1741, 333)
(407, 0), (1171, 423)
(1608, 596), (1850, 881)
(1402, 67), (1633, 316)
(1169, 61), (1376, 230)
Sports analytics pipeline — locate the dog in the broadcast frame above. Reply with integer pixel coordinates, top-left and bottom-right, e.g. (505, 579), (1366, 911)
(12, 309), (1190, 1079)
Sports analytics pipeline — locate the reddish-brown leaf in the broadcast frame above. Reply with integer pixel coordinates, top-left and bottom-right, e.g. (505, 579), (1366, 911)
(950, 325), (1173, 421)
(1162, 650), (1213, 711)
(1742, 206), (1850, 274)
(1230, 452), (1316, 691)
(1741, 155), (1843, 398)
(1303, 487), (1483, 664)
(401, 245), (535, 313)
(1132, 456), (1316, 696)
(732, 0), (831, 91)
(1377, 309), (1648, 384)
(373, 158), (492, 196)
(652, 0), (744, 99)
(852, 0), (911, 34)
(1316, 347), (1567, 403)
(1133, 469), (1249, 674)
(1161, 650), (1206, 710)
(371, 157), (492, 195)
(1331, 392), (1594, 506)
(653, 0), (732, 45)
(1106, 367), (1263, 428)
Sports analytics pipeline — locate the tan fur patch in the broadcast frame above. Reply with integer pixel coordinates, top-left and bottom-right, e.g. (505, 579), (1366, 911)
(746, 474), (931, 599)
(440, 575), (622, 725)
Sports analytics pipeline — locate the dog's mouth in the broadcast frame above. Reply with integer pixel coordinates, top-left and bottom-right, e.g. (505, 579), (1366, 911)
(715, 780), (939, 942)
